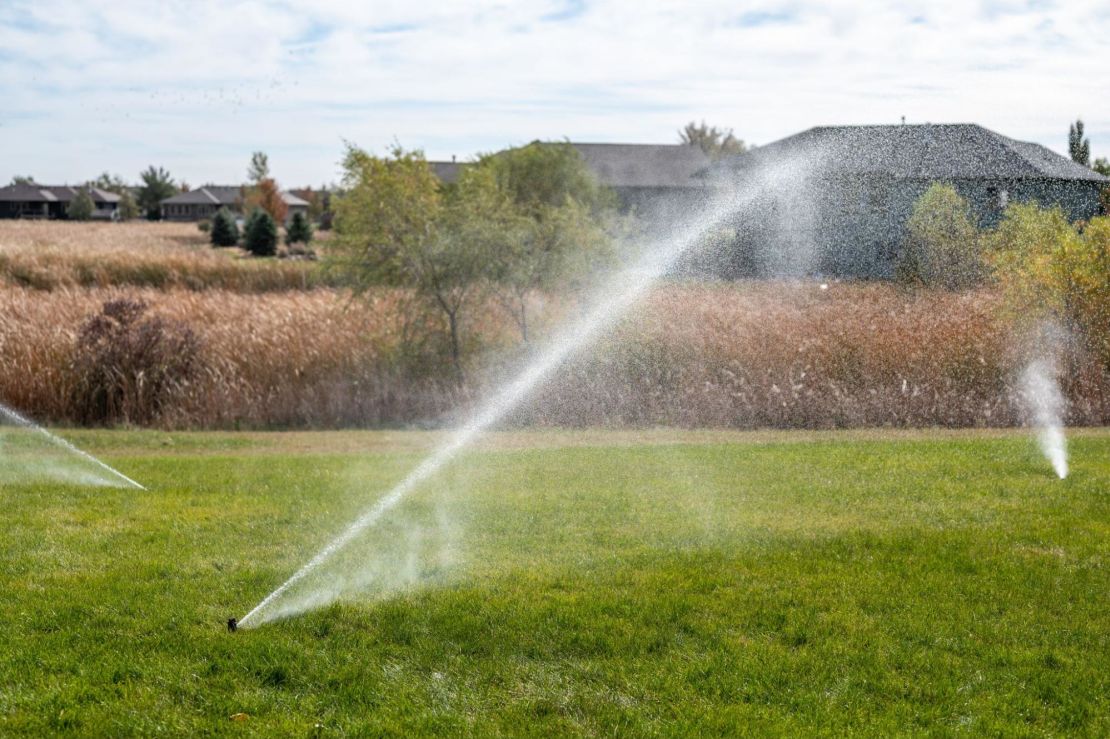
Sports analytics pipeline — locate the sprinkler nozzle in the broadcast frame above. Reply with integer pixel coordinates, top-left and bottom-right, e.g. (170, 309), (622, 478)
(227, 618), (238, 633)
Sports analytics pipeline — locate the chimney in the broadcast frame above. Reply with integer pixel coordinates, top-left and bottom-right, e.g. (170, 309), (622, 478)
(452, 154), (456, 163)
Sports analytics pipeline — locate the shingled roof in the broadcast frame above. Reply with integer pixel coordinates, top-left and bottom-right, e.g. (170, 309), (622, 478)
(431, 144), (710, 190)
(719, 124), (1109, 182)
(570, 143), (710, 189)
(0, 183), (121, 203)
(162, 185), (309, 207)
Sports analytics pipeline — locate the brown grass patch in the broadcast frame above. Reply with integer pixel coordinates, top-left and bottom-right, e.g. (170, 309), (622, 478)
(1, 280), (1106, 429)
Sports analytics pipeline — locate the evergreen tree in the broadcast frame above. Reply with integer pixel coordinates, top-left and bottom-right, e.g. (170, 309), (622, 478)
(285, 211), (314, 245)
(1069, 119), (1090, 166)
(243, 208), (278, 256)
(210, 207), (240, 247)
(67, 189), (96, 221)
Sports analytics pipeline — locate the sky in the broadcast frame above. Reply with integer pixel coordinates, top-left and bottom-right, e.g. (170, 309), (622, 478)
(3, 0), (1108, 187)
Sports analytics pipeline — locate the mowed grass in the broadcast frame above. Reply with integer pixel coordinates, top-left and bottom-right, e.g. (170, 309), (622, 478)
(0, 429), (1106, 736)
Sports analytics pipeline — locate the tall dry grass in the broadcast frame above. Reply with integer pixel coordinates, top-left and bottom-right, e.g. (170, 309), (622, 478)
(1, 281), (1106, 429)
(0, 221), (331, 292)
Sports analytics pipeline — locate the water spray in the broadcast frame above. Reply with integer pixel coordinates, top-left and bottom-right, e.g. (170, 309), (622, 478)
(239, 157), (814, 627)
(0, 402), (146, 490)
(1019, 356), (1068, 480)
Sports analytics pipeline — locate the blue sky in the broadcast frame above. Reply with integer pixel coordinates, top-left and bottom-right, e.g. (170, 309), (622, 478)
(2, 0), (1107, 187)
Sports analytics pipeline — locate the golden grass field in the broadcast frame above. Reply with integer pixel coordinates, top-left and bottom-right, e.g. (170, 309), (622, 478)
(0, 220), (328, 291)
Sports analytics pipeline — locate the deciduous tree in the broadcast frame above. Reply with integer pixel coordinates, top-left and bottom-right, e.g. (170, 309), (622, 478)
(137, 166), (177, 220)
(679, 121), (747, 159)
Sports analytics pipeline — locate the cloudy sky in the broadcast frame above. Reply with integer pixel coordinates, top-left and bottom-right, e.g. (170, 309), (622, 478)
(3, 0), (1108, 187)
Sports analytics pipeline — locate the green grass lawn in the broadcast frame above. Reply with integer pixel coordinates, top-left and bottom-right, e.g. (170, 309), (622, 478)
(0, 429), (1107, 736)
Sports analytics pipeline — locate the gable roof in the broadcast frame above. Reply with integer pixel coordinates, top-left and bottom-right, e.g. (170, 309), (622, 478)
(717, 124), (1109, 182)
(0, 184), (120, 204)
(162, 185), (308, 207)
(570, 143), (710, 189)
(162, 185), (241, 206)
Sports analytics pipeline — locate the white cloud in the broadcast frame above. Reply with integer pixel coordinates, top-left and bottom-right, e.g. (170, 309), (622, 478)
(2, 0), (1107, 185)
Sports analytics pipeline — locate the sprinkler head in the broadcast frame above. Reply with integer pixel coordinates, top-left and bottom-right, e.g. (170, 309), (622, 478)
(227, 618), (238, 633)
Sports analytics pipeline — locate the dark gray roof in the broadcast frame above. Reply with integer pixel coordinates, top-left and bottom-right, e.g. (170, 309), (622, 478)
(163, 185), (307, 207)
(163, 186), (241, 206)
(718, 124), (1109, 182)
(429, 161), (464, 184)
(0, 183), (57, 202)
(0, 184), (120, 203)
(429, 144), (711, 190)
(570, 143), (710, 189)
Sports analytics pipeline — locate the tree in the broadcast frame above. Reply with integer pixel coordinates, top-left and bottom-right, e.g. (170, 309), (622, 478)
(116, 190), (140, 221)
(330, 144), (485, 378)
(987, 204), (1110, 371)
(897, 183), (983, 289)
(92, 172), (139, 220)
(242, 208), (278, 256)
(286, 211), (313, 245)
(67, 189), (96, 221)
(1094, 157), (1110, 177)
(210, 207), (240, 247)
(240, 152), (287, 224)
(475, 141), (618, 340)
(1069, 119), (1090, 166)
(247, 151), (270, 183)
(11, 175), (35, 186)
(679, 121), (747, 159)
(137, 166), (177, 220)
(247, 178), (288, 224)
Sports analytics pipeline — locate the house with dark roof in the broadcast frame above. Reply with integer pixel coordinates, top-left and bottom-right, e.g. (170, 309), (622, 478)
(0, 183), (121, 220)
(429, 143), (712, 215)
(161, 186), (310, 224)
(711, 123), (1109, 278)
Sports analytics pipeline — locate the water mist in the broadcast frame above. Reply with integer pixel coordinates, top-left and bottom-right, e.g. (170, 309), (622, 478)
(1019, 357), (1068, 480)
(239, 154), (818, 628)
(0, 402), (146, 489)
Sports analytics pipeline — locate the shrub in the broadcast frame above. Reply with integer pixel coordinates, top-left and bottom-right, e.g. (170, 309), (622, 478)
(286, 211), (313, 245)
(897, 183), (983, 289)
(66, 190), (96, 222)
(68, 299), (202, 425)
(243, 208), (278, 256)
(197, 219), (211, 233)
(210, 208), (239, 247)
(988, 205), (1110, 370)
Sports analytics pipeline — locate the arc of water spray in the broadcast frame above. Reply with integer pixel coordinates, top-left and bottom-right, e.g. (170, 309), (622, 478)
(240, 161), (802, 627)
(0, 402), (147, 490)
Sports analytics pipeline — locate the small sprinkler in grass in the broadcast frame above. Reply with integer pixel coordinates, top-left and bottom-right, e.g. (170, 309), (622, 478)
(227, 618), (238, 633)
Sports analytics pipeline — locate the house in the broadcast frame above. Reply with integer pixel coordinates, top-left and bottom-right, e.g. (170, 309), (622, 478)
(0, 183), (121, 220)
(428, 143), (711, 216)
(710, 123), (1109, 278)
(161, 186), (310, 224)
(569, 143), (711, 214)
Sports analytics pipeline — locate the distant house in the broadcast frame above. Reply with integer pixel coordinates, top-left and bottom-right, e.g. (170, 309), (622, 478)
(161, 186), (310, 224)
(712, 123), (1109, 278)
(569, 143), (711, 213)
(0, 183), (121, 220)
(428, 143), (711, 215)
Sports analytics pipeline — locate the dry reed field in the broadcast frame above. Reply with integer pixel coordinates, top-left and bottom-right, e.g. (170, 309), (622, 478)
(2, 280), (1106, 429)
(0, 221), (328, 292)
